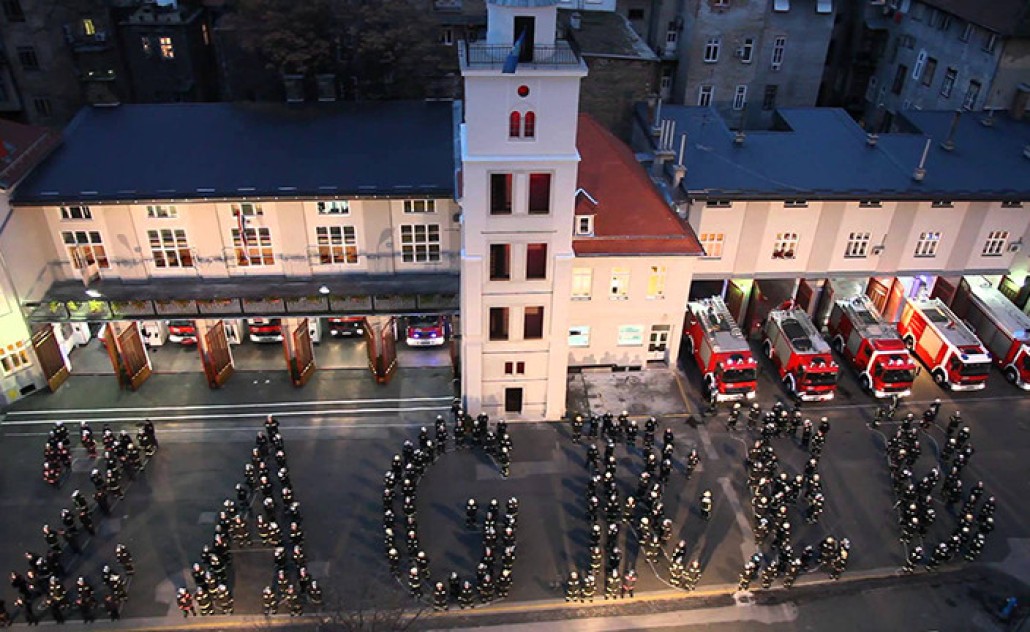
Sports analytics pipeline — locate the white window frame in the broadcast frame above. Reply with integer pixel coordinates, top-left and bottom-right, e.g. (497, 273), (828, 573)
(232, 227), (274, 267)
(960, 22), (974, 42)
(572, 267), (593, 300)
(62, 230), (109, 269)
(772, 232), (799, 259)
(399, 224), (441, 263)
(404, 199), (436, 214)
(962, 80), (981, 110)
(575, 215), (594, 236)
(568, 326), (591, 348)
(844, 232), (871, 258)
(316, 225), (359, 265)
(732, 85), (747, 111)
(610, 267), (630, 300)
(232, 202), (263, 217)
(0, 341), (32, 377)
(940, 68), (956, 97)
(783, 199), (808, 208)
(739, 37), (754, 63)
(147, 228), (193, 268)
(317, 200), (350, 215)
(617, 325), (645, 347)
(865, 76), (878, 102)
(982, 230), (1008, 257)
(646, 265), (666, 300)
(698, 85), (714, 107)
(983, 31), (997, 53)
(699, 232), (725, 259)
(60, 206), (92, 220)
(771, 36), (786, 70)
(703, 37), (720, 63)
(146, 205), (177, 219)
(912, 49), (927, 80)
(914, 231), (941, 258)
(440, 27), (454, 46)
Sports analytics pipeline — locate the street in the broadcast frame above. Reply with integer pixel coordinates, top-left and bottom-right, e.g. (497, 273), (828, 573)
(0, 357), (1028, 629)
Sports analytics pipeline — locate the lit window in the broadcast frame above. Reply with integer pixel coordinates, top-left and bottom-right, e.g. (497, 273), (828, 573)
(403, 199), (436, 213)
(141, 36), (152, 56)
(699, 233), (724, 259)
(772, 232), (798, 259)
(400, 224), (441, 263)
(232, 227), (274, 266)
(572, 268), (592, 299)
(317, 200), (350, 215)
(617, 325), (644, 346)
(148, 229), (193, 268)
(316, 226), (358, 265)
(703, 37), (720, 63)
(844, 232), (871, 258)
(646, 265), (666, 299)
(568, 326), (590, 347)
(159, 36), (174, 59)
(62, 230), (109, 269)
(982, 230), (1008, 257)
(0, 341), (32, 377)
(914, 231), (941, 258)
(610, 267), (630, 300)
(60, 206), (92, 220)
(82, 18), (96, 36)
(146, 205), (177, 218)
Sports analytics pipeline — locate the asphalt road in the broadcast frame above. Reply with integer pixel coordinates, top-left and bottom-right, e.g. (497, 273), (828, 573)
(0, 353), (1028, 629)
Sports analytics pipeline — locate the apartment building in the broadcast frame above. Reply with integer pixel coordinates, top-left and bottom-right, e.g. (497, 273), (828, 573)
(616, 0), (835, 127)
(861, 0), (1030, 131)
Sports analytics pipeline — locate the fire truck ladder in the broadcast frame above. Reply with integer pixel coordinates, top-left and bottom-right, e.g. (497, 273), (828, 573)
(698, 297), (744, 340)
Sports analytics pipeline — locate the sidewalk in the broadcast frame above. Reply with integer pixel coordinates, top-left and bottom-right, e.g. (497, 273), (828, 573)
(2, 366), (457, 417)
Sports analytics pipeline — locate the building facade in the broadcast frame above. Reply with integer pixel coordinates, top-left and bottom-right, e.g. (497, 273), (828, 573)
(615, 0), (835, 127)
(860, 0), (1030, 131)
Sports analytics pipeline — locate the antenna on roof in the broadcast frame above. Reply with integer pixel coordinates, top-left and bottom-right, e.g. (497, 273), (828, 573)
(940, 109), (961, 152)
(912, 137), (931, 182)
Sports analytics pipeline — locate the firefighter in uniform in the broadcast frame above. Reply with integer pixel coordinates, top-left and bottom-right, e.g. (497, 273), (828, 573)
(261, 586), (277, 616)
(176, 587), (196, 617)
(432, 582), (448, 611)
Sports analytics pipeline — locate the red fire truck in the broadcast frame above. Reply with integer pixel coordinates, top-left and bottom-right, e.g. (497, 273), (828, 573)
(954, 277), (1030, 389)
(405, 315), (448, 347)
(827, 295), (918, 397)
(247, 318), (284, 343)
(167, 320), (198, 346)
(897, 296), (991, 390)
(684, 296), (758, 401)
(762, 306), (839, 401)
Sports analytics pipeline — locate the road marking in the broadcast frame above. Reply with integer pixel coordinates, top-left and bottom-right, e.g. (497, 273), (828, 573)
(0, 405), (449, 426)
(672, 371), (695, 412)
(4, 395), (453, 417)
(697, 425), (720, 461)
(718, 476), (756, 560)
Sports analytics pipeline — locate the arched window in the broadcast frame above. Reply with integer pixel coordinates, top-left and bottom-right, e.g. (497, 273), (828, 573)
(509, 111), (522, 138)
(523, 111), (536, 138)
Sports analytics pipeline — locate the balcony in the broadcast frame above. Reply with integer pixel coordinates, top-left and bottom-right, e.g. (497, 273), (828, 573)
(459, 40), (583, 71)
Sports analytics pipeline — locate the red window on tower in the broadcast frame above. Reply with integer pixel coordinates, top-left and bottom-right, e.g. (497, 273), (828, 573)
(523, 111), (536, 138)
(509, 111), (522, 138)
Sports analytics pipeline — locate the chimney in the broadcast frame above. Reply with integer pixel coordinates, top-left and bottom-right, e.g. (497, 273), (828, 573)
(569, 12), (582, 30)
(672, 133), (687, 188)
(651, 98), (663, 137)
(1011, 83), (1030, 121)
(913, 137), (931, 182)
(939, 109), (961, 152)
(651, 119), (676, 177)
(866, 133), (879, 147)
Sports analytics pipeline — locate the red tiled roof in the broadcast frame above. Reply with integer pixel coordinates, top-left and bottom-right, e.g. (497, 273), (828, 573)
(574, 114), (702, 257)
(0, 119), (61, 191)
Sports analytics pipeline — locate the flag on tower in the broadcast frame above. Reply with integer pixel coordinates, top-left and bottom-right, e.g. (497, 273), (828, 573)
(502, 29), (527, 74)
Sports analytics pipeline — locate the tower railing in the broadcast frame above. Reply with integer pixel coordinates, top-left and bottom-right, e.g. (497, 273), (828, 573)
(460, 40), (582, 69)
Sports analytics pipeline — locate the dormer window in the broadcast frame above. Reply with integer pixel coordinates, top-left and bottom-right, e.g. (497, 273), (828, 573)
(576, 215), (594, 236)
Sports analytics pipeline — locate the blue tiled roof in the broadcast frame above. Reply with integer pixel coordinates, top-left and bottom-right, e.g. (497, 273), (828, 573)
(15, 101), (458, 204)
(640, 105), (1030, 200)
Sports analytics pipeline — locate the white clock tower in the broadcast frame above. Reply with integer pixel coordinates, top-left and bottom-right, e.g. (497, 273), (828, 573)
(458, 0), (587, 420)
